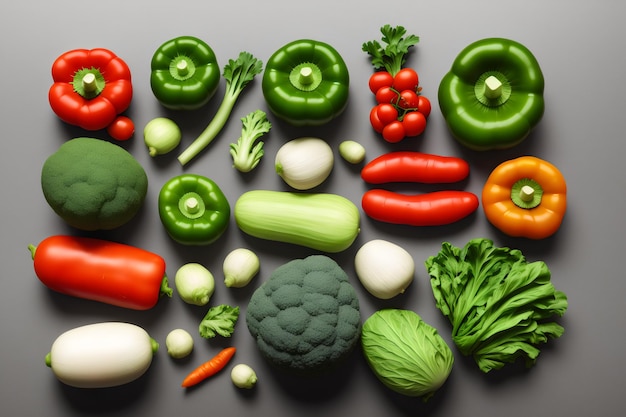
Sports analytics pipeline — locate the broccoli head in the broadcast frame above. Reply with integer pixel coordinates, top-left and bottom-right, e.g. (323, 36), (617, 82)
(246, 255), (361, 374)
(41, 137), (148, 231)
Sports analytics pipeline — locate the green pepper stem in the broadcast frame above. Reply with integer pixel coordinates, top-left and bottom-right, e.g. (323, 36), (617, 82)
(298, 66), (314, 85)
(178, 192), (207, 219)
(483, 75), (502, 99)
(176, 60), (190, 77)
(474, 71), (511, 107)
(184, 197), (200, 214)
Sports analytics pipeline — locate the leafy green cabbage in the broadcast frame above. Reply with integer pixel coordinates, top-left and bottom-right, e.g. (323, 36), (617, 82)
(425, 238), (568, 373)
(361, 309), (454, 400)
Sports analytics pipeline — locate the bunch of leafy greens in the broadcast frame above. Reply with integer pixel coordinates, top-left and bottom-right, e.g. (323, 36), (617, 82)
(199, 304), (240, 339)
(425, 238), (568, 373)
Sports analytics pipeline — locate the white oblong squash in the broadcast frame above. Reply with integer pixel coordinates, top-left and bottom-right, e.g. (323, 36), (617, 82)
(45, 322), (158, 388)
(275, 137), (334, 190)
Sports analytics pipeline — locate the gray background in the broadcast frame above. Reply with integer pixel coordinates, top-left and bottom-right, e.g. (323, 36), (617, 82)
(1, 1), (623, 416)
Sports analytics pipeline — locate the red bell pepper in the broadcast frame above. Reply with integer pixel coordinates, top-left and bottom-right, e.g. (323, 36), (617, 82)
(48, 48), (134, 140)
(29, 235), (172, 310)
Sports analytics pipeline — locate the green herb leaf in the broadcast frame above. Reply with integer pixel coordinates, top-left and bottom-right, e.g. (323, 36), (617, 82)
(362, 24), (420, 76)
(199, 304), (240, 338)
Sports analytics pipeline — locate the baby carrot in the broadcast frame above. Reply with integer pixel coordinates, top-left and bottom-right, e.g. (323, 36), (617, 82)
(181, 347), (236, 388)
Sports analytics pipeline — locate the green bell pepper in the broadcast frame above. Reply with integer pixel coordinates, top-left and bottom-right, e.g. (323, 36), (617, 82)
(150, 36), (220, 110)
(438, 38), (545, 150)
(158, 174), (230, 245)
(262, 39), (350, 126)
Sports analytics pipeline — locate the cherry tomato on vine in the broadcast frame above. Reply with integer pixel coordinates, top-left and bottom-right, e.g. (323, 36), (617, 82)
(107, 116), (135, 141)
(368, 71), (394, 94)
(369, 106), (385, 133)
(402, 111), (427, 137)
(392, 68), (419, 92)
(375, 86), (399, 104)
(397, 90), (420, 109)
(418, 95), (432, 118)
(376, 103), (399, 125)
(382, 120), (406, 143)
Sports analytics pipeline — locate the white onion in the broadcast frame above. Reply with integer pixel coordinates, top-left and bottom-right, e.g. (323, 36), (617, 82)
(275, 137), (334, 190)
(230, 363), (258, 389)
(354, 239), (415, 299)
(143, 117), (182, 157)
(174, 263), (215, 306)
(223, 248), (260, 288)
(338, 140), (366, 164)
(165, 328), (194, 359)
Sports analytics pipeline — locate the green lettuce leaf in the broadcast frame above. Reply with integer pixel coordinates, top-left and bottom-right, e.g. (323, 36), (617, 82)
(199, 304), (240, 339)
(361, 309), (454, 400)
(425, 238), (568, 372)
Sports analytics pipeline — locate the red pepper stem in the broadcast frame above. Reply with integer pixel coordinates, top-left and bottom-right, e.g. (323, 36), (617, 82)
(82, 73), (98, 94)
(160, 276), (173, 298)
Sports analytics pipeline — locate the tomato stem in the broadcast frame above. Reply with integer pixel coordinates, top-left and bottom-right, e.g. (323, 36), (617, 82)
(28, 244), (37, 260)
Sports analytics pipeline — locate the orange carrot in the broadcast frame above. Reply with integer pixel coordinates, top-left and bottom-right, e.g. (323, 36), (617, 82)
(181, 347), (236, 388)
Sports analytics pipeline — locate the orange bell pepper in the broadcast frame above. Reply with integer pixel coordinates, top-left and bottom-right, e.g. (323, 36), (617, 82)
(482, 156), (567, 239)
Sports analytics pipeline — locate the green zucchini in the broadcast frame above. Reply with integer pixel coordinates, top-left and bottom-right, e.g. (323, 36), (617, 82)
(234, 190), (360, 253)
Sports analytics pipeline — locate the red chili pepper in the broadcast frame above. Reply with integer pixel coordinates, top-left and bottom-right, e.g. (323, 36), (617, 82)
(362, 189), (479, 226)
(48, 48), (134, 140)
(28, 235), (172, 310)
(361, 151), (470, 184)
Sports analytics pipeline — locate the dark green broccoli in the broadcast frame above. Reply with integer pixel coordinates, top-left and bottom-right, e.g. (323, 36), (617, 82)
(246, 255), (361, 374)
(41, 137), (148, 231)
